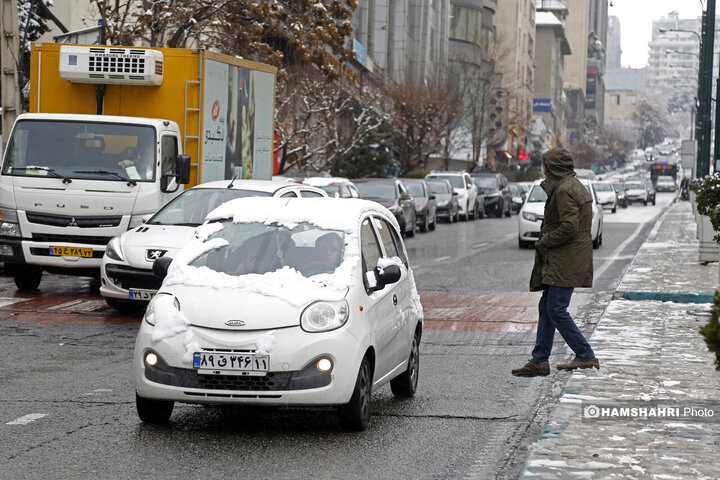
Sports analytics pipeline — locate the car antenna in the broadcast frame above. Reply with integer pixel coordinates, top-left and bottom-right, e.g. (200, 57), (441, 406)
(227, 174), (238, 189)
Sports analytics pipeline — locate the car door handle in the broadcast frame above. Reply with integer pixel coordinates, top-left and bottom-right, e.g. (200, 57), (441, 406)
(393, 294), (398, 306)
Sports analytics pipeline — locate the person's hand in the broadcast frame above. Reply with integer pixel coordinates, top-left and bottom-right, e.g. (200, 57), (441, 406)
(118, 159), (135, 169)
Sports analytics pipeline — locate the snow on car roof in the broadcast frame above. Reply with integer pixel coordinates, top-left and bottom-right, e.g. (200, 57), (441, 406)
(302, 176), (352, 187)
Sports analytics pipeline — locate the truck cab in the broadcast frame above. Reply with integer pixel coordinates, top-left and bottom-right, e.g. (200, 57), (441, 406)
(0, 113), (190, 291)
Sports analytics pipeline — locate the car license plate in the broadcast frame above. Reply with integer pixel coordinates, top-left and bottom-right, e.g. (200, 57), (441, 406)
(193, 351), (269, 375)
(50, 246), (93, 257)
(128, 288), (156, 301)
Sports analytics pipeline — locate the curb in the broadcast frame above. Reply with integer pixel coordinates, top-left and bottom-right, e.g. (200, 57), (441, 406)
(622, 291), (715, 304)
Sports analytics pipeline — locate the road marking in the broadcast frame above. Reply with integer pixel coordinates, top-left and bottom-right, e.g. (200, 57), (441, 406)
(433, 256), (452, 262)
(0, 297), (30, 308)
(7, 413), (47, 425)
(594, 223), (645, 281)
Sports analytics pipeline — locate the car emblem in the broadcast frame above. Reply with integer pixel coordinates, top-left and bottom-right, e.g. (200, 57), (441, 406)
(145, 249), (167, 261)
(225, 319), (246, 327)
(67, 217), (79, 227)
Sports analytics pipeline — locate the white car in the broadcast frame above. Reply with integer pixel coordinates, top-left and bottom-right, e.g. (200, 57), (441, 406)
(133, 197), (423, 431)
(518, 179), (603, 249)
(623, 180), (649, 205)
(100, 180), (327, 312)
(592, 181), (617, 213)
(655, 176), (677, 192)
(425, 171), (480, 221)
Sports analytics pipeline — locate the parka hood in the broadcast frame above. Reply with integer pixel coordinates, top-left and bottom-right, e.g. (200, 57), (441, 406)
(542, 147), (576, 180)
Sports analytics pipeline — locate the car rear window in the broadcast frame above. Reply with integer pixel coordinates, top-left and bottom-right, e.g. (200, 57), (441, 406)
(428, 175), (464, 188)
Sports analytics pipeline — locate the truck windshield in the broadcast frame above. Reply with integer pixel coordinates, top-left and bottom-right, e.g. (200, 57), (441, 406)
(2, 120), (156, 182)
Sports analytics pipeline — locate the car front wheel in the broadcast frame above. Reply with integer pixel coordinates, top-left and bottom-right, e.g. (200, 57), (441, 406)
(136, 392), (174, 424)
(339, 356), (372, 431)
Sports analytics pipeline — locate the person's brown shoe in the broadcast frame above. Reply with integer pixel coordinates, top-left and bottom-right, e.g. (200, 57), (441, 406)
(557, 356), (600, 371)
(511, 361), (550, 377)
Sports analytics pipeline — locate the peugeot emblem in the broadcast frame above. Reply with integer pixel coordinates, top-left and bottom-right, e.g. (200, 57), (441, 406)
(145, 249), (167, 261)
(225, 319), (246, 327)
(68, 217), (79, 227)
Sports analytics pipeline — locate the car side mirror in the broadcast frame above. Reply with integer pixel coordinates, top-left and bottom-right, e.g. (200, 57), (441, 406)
(160, 174), (180, 193)
(152, 256), (173, 280)
(452, 191), (458, 196)
(428, 194), (436, 200)
(176, 154), (191, 184)
(400, 194), (412, 201)
(372, 264), (402, 291)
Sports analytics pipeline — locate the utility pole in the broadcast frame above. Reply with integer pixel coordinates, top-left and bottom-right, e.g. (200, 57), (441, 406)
(1, 0), (21, 150)
(698, 0), (716, 178)
(1, 0), (21, 153)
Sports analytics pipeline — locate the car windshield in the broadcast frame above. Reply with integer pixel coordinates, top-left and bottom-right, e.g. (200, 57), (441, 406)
(527, 185), (547, 202)
(658, 177), (674, 183)
(625, 182), (643, 189)
(354, 182), (397, 199)
(428, 175), (464, 188)
(405, 182), (426, 197)
(189, 221), (345, 277)
(319, 185), (341, 197)
(428, 180), (450, 194)
(148, 189), (272, 226)
(593, 182), (613, 192)
(2, 119), (156, 182)
(472, 176), (499, 189)
(612, 183), (624, 193)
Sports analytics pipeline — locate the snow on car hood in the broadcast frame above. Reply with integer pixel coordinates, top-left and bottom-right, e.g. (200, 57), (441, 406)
(118, 224), (197, 267)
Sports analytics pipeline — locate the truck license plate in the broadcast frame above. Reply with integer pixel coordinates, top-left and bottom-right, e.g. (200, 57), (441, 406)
(128, 289), (156, 301)
(193, 351), (269, 375)
(50, 246), (93, 257)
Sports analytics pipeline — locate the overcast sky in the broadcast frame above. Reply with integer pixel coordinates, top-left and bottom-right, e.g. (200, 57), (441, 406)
(610, 0), (704, 68)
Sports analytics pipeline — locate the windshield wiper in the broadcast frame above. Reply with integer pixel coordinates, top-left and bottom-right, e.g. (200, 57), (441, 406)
(10, 166), (72, 184)
(73, 170), (137, 186)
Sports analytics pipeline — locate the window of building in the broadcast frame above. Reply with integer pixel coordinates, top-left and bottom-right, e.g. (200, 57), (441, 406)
(611, 94), (620, 105)
(450, 5), (481, 45)
(626, 95), (637, 105)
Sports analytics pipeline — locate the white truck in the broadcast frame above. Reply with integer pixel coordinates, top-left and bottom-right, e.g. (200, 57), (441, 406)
(0, 112), (190, 290)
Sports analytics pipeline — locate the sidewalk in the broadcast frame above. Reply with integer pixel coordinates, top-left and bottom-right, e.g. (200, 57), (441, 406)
(519, 200), (720, 479)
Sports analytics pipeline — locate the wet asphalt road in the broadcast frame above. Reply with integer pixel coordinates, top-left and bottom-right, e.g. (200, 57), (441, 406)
(0, 192), (676, 479)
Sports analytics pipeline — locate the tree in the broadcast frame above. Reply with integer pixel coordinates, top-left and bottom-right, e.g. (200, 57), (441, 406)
(92, 0), (357, 79)
(630, 98), (675, 149)
(332, 125), (397, 178)
(386, 76), (448, 176)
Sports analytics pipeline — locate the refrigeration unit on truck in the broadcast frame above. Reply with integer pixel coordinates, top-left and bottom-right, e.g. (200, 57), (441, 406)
(0, 43), (277, 291)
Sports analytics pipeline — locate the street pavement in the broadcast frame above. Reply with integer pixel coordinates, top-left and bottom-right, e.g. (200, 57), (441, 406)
(519, 199), (720, 478)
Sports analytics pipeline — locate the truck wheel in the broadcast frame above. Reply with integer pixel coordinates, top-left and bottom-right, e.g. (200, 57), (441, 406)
(12, 265), (43, 292)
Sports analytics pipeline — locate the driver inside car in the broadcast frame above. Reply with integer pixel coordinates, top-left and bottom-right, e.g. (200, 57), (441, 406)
(315, 232), (343, 268)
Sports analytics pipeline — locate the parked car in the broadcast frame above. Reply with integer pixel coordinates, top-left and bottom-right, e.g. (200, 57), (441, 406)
(655, 176), (677, 192)
(134, 197), (424, 431)
(100, 180), (327, 312)
(471, 172), (512, 218)
(401, 178), (437, 232)
(623, 180), (649, 206)
(302, 177), (361, 198)
(592, 180), (618, 213)
(352, 178), (416, 237)
(518, 179), (603, 249)
(508, 182), (527, 214)
(425, 171), (481, 220)
(611, 181), (628, 208)
(426, 178), (459, 223)
(643, 179), (657, 205)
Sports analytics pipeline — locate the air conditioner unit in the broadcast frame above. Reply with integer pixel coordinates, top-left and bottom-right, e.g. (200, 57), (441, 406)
(59, 45), (163, 86)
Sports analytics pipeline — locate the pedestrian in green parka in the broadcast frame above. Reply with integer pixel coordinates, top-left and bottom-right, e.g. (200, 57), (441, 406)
(512, 147), (600, 377)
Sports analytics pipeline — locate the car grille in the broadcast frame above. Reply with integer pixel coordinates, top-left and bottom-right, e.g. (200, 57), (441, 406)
(26, 212), (122, 228)
(105, 264), (162, 290)
(145, 362), (331, 391)
(31, 233), (114, 246)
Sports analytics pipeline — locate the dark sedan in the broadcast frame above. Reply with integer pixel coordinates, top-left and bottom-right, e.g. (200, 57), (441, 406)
(471, 173), (512, 217)
(352, 178), (416, 237)
(401, 178), (438, 232)
(426, 178), (459, 223)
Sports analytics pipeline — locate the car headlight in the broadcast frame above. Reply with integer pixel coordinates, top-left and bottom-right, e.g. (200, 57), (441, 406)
(105, 237), (124, 261)
(301, 300), (349, 333)
(522, 211), (538, 222)
(143, 293), (180, 326)
(437, 200), (449, 207)
(0, 208), (21, 237)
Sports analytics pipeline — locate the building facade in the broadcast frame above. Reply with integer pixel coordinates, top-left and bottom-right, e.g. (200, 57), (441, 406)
(604, 68), (644, 124)
(494, 0), (536, 157)
(606, 15), (621, 69)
